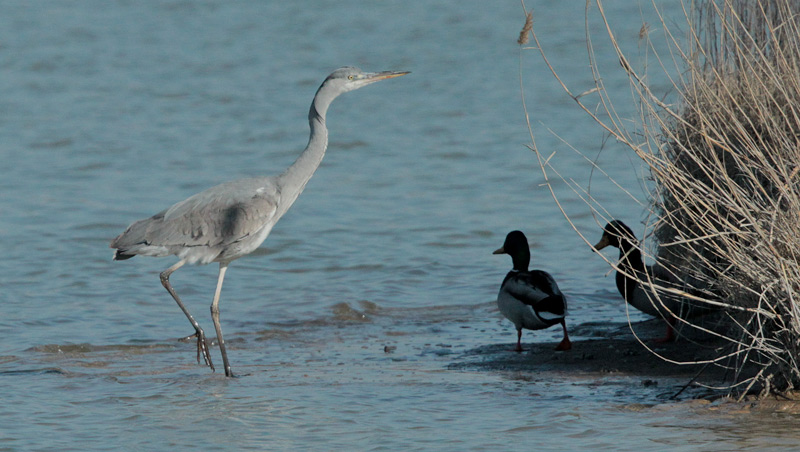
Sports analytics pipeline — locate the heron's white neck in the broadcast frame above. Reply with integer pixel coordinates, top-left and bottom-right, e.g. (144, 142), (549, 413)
(276, 91), (335, 215)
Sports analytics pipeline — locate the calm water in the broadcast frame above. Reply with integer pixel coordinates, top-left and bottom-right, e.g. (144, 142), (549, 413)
(2, 1), (799, 450)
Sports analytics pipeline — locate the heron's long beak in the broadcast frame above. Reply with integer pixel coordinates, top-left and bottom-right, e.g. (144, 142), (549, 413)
(593, 236), (610, 252)
(365, 70), (410, 82)
(492, 246), (505, 255)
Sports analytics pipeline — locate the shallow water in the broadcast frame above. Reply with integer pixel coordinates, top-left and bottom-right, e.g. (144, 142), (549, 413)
(2, 1), (800, 450)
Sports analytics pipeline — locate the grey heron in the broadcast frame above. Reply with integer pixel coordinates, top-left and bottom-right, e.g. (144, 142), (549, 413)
(493, 231), (571, 352)
(110, 67), (409, 377)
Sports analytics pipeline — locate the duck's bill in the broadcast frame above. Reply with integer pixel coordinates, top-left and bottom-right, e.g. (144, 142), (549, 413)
(593, 236), (610, 251)
(492, 246), (505, 255)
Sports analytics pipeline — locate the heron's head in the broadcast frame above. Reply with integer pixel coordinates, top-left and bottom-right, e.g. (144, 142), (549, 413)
(322, 66), (410, 94)
(594, 220), (637, 251)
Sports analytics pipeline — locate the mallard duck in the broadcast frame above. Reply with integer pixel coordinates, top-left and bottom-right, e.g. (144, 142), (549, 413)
(594, 220), (707, 342)
(493, 230), (571, 352)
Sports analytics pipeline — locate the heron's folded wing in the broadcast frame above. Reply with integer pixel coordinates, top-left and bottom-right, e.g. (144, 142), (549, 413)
(145, 181), (279, 248)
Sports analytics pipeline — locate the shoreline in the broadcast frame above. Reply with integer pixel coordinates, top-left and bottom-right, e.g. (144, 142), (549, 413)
(454, 317), (757, 401)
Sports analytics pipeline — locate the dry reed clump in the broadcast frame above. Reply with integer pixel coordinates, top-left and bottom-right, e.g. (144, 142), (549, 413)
(652, 0), (800, 394)
(521, 0), (800, 395)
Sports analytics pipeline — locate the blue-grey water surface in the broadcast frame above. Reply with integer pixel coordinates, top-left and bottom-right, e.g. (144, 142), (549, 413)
(2, 1), (799, 450)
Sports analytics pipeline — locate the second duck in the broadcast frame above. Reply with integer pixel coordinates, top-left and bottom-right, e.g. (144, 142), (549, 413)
(594, 220), (712, 342)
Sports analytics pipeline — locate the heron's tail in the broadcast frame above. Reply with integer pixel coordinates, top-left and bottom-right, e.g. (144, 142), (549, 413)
(110, 217), (150, 260)
(112, 249), (136, 260)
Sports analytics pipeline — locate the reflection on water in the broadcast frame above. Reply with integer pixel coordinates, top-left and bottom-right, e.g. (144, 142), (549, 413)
(2, 0), (800, 450)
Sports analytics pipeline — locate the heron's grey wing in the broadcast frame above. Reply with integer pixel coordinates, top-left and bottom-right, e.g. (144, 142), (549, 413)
(144, 180), (279, 248)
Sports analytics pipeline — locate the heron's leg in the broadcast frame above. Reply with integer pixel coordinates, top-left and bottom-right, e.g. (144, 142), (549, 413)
(210, 263), (233, 377)
(160, 260), (215, 371)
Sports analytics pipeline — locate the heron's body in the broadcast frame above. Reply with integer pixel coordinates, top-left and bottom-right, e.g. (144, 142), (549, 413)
(493, 231), (571, 352)
(112, 177), (281, 264)
(110, 67), (408, 376)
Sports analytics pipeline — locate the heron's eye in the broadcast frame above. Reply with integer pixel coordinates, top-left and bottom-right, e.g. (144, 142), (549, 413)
(347, 75), (355, 81)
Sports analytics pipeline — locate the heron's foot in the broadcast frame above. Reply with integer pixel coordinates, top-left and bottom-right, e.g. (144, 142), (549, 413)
(181, 331), (215, 371)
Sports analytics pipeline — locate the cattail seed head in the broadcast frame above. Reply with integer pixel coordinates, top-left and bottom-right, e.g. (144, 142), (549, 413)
(518, 11), (533, 45)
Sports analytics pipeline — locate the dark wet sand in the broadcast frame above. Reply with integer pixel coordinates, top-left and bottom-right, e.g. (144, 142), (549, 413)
(455, 316), (757, 400)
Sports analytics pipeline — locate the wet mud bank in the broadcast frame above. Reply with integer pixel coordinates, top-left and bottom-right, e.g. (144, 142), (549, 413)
(452, 318), (758, 401)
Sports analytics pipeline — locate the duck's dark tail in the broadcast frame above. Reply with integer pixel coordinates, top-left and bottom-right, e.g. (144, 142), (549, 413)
(535, 295), (566, 318)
